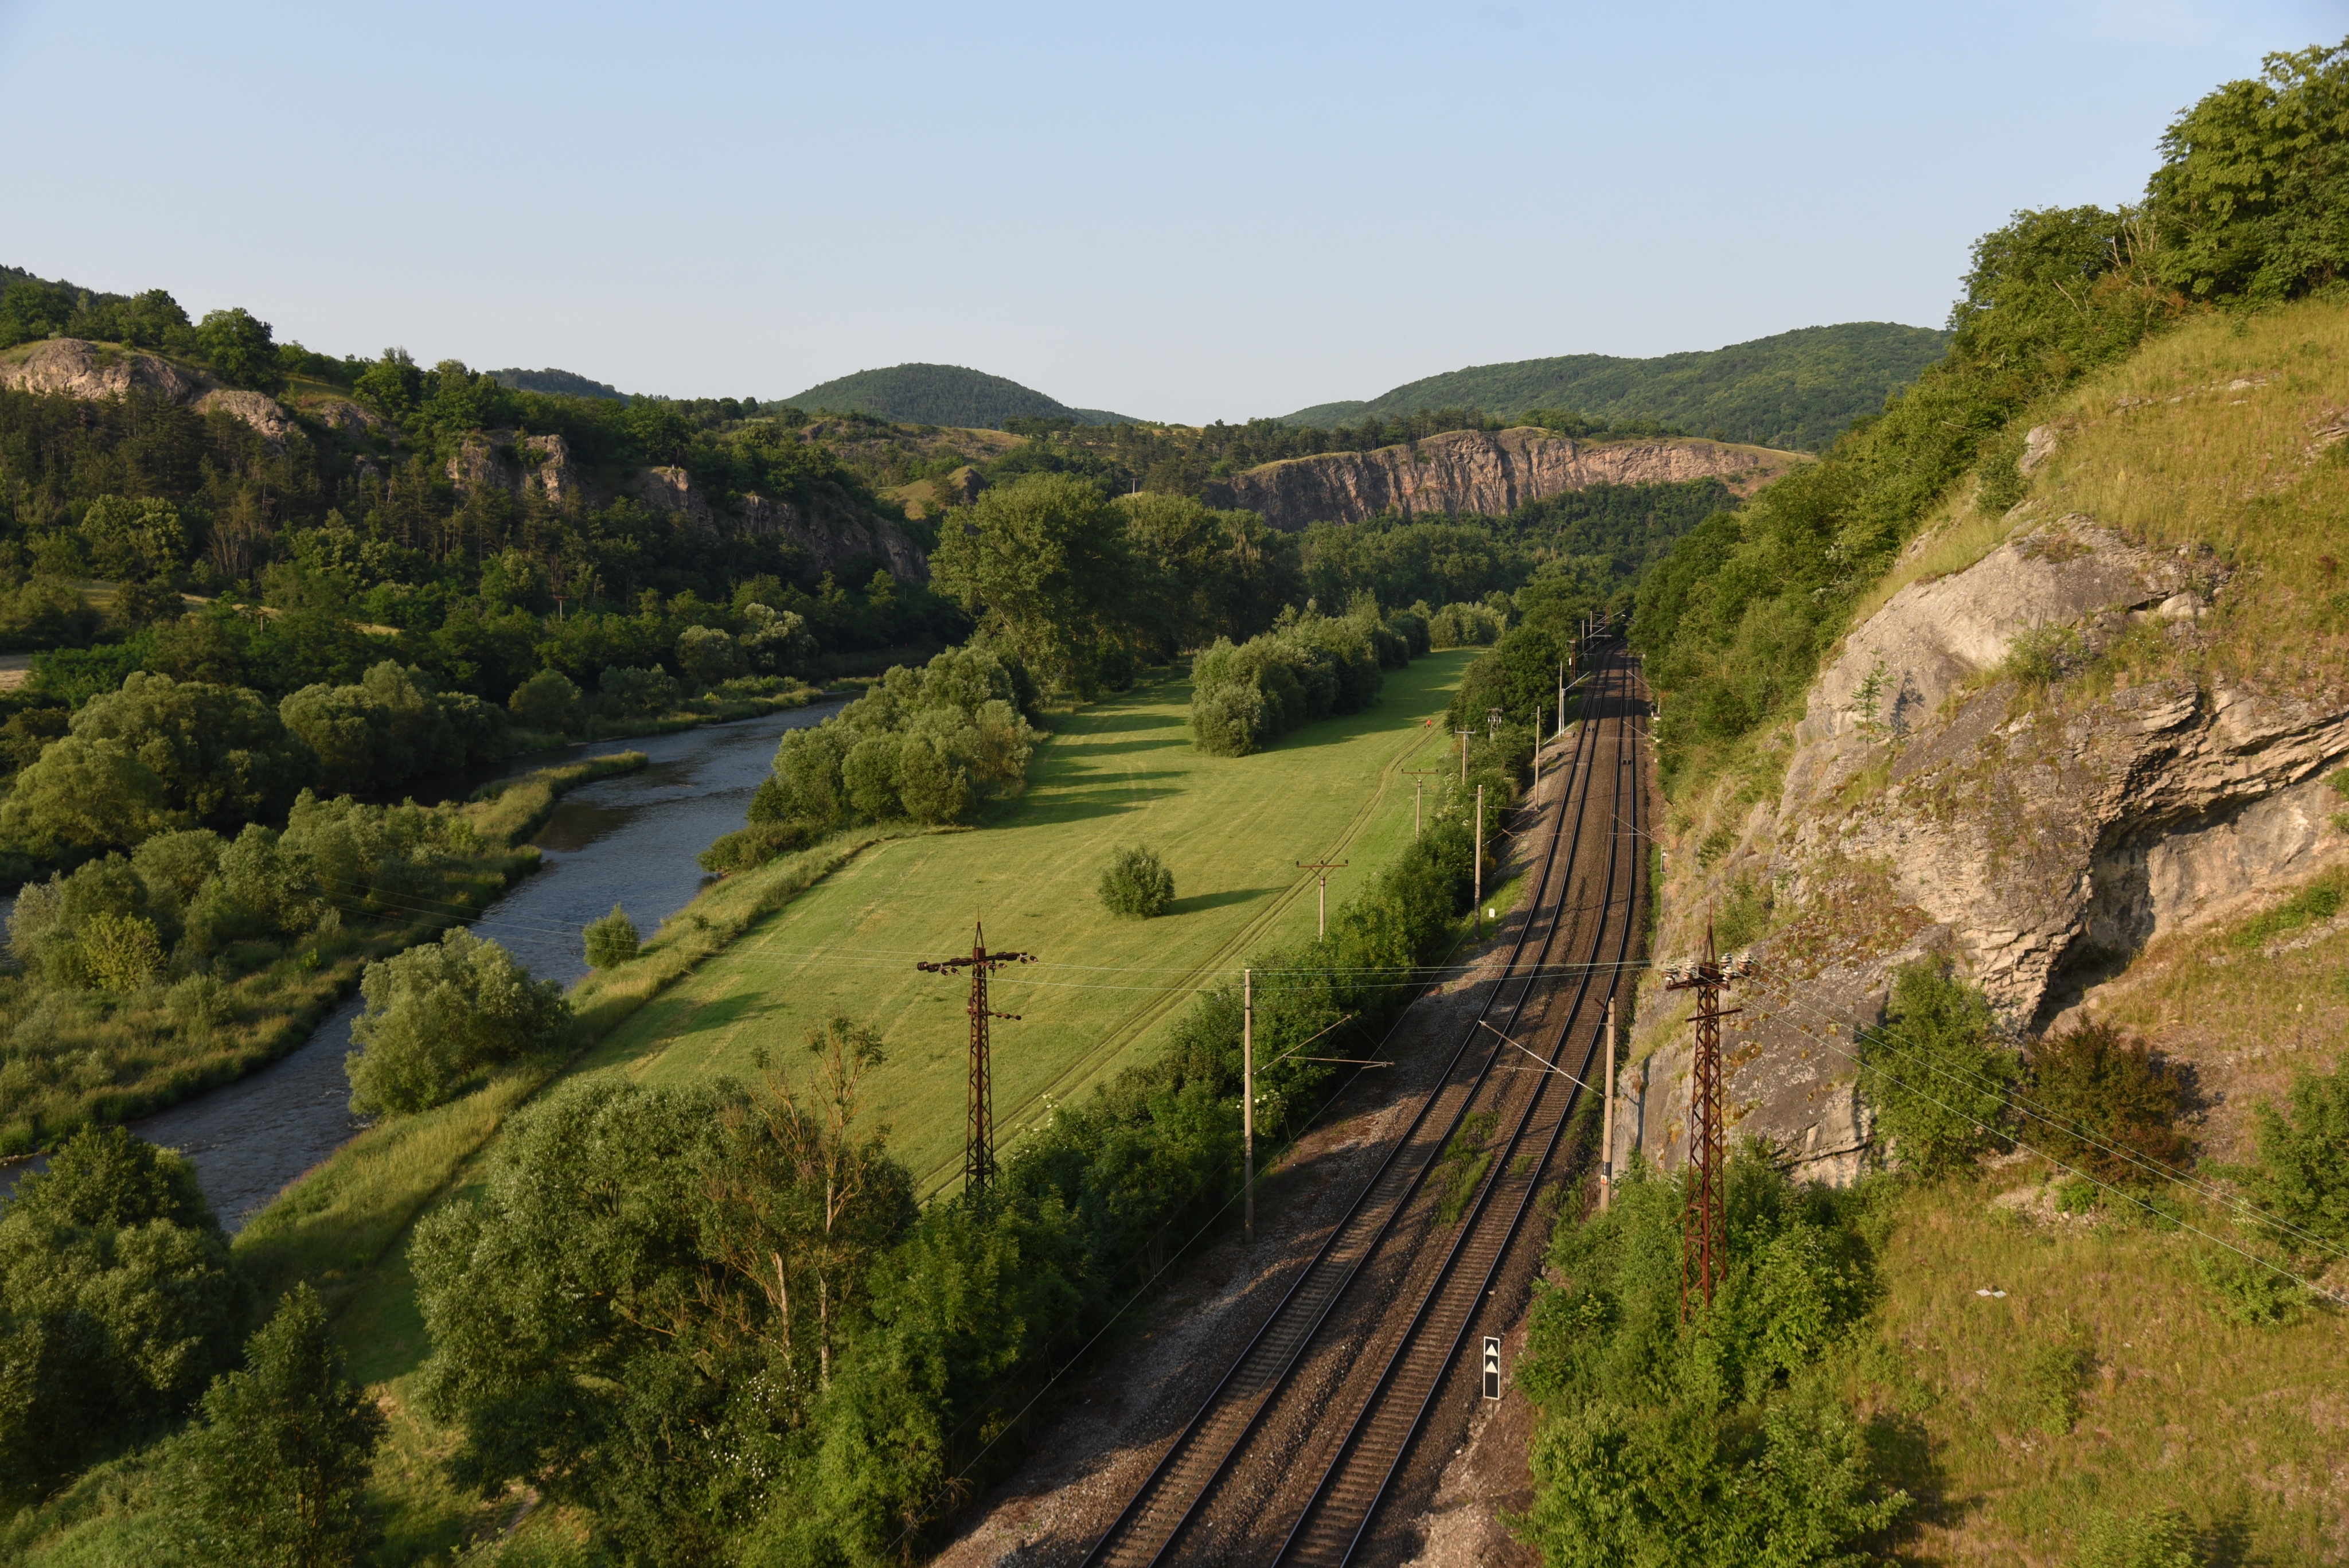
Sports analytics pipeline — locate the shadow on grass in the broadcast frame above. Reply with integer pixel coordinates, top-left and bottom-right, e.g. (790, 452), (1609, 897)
(1019, 787), (1187, 822)
(1072, 736), (1191, 756)
(1169, 887), (1278, 916)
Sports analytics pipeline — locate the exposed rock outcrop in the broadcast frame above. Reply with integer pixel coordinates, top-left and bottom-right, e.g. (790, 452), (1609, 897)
(1200, 427), (1800, 529)
(0, 337), (299, 444)
(629, 464), (930, 582)
(1630, 512), (2349, 1182)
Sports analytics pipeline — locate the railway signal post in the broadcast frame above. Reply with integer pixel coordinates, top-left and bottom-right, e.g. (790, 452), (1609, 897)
(916, 922), (1035, 1198)
(1662, 924), (1751, 1317)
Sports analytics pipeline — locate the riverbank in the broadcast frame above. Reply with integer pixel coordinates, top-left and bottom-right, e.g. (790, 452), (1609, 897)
(0, 751), (647, 1163)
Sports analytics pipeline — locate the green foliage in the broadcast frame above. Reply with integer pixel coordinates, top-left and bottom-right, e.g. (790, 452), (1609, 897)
(1514, 1158), (1906, 1565)
(1097, 844), (1174, 918)
(1634, 205), (2179, 779)
(2241, 1050), (2349, 1255)
(2020, 1338), (2088, 1434)
(507, 668), (582, 734)
(1278, 323), (1952, 451)
(76, 496), (186, 580)
(1116, 491), (1305, 654)
(2190, 1244), (2308, 1326)
(2149, 40), (2349, 305)
(1427, 599), (1505, 647)
(164, 1284), (386, 1568)
(0, 1128), (247, 1504)
(781, 362), (1135, 428)
(193, 308), (280, 393)
(0, 577), (103, 652)
(278, 661), (510, 798)
(930, 472), (1144, 693)
(345, 928), (568, 1115)
(2026, 1020), (2190, 1185)
(1434, 1111), (1497, 1224)
(767, 645), (1039, 829)
(1188, 606), (1389, 756)
(596, 663), (682, 718)
(2230, 867), (2348, 949)
(2070, 1505), (2204, 1568)
(413, 1033), (915, 1565)
(80, 910), (163, 990)
(697, 819), (814, 875)
(583, 903), (641, 969)
(1860, 959), (2018, 1175)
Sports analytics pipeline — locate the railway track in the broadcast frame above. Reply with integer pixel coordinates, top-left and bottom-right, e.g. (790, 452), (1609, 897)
(1080, 645), (1646, 1568)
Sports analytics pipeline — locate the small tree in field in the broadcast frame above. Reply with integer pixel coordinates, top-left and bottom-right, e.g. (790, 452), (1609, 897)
(1098, 845), (1175, 918)
(584, 903), (641, 969)
(345, 929), (567, 1115)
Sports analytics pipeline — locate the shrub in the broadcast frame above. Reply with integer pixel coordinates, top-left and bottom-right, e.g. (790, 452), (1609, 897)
(599, 665), (681, 718)
(2190, 1244), (2307, 1327)
(2070, 1505), (2203, 1568)
(697, 821), (813, 875)
(1188, 607), (1384, 756)
(677, 625), (744, 687)
(583, 904), (641, 969)
(345, 929), (568, 1115)
(81, 910), (163, 991)
(1860, 959), (2018, 1175)
(1098, 845), (1175, 918)
(2026, 1020), (2189, 1185)
(763, 645), (1037, 828)
(2241, 1050), (2349, 1256)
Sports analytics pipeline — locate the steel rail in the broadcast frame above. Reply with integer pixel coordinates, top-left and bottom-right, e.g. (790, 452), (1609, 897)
(1272, 648), (1646, 1565)
(1076, 656), (1626, 1568)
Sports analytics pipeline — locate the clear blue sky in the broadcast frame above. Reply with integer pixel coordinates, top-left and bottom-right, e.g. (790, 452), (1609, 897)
(3, 1), (2342, 421)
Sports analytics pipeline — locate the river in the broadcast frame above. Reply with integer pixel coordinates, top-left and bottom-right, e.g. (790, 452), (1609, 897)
(0, 701), (839, 1229)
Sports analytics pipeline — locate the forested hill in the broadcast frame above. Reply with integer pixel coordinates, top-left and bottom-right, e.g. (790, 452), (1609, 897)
(782, 362), (1138, 428)
(490, 366), (628, 400)
(1283, 322), (1950, 451)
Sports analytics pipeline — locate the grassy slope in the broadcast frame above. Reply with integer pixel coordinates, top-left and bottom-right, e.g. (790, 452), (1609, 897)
(570, 653), (1477, 1196)
(1648, 298), (2349, 1563)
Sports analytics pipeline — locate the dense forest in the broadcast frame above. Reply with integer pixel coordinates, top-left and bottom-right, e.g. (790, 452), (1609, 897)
(1282, 321), (1953, 451)
(781, 362), (1136, 428)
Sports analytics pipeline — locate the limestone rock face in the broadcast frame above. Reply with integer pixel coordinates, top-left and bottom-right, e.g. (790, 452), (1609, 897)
(1634, 513), (2349, 1182)
(193, 388), (299, 445)
(635, 466), (931, 582)
(0, 338), (200, 402)
(1199, 427), (1799, 529)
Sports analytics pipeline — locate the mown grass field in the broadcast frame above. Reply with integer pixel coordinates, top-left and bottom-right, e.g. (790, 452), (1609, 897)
(570, 652), (1479, 1193)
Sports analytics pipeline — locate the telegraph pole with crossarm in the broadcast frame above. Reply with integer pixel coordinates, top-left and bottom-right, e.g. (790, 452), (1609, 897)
(1661, 923), (1753, 1319)
(916, 921), (1035, 1198)
(1296, 859), (1349, 938)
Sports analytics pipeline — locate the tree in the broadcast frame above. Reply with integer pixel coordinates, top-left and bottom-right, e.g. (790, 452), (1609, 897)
(0, 734), (180, 856)
(1859, 959), (2018, 1176)
(0, 1128), (247, 1504)
(584, 903), (641, 969)
(77, 495), (188, 580)
(2026, 1020), (2190, 1185)
(346, 928), (568, 1114)
(677, 625), (743, 687)
(66, 671), (316, 829)
(929, 471), (1140, 693)
(167, 1284), (386, 1568)
(194, 308), (282, 392)
(0, 279), (77, 348)
(2149, 39), (2349, 303)
(509, 668), (582, 734)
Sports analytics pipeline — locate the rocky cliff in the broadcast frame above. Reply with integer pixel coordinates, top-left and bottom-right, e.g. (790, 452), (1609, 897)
(0, 337), (302, 445)
(1199, 426), (1801, 529)
(1618, 305), (2349, 1186)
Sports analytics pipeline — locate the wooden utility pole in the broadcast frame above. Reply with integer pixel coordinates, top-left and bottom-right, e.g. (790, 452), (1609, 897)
(1457, 728), (1472, 781)
(1599, 997), (1618, 1211)
(1662, 925), (1751, 1317)
(1243, 968), (1254, 1243)
(915, 921), (1035, 1198)
(1557, 661), (1566, 741)
(1404, 768), (1438, 840)
(1296, 860), (1349, 938)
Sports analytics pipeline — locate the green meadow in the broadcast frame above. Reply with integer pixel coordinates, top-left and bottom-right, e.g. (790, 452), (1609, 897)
(571, 650), (1478, 1193)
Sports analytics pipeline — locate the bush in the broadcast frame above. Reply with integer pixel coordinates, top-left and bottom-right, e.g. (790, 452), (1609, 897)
(697, 821), (814, 875)
(2190, 1244), (2307, 1327)
(1860, 959), (2018, 1175)
(2026, 1020), (2189, 1185)
(763, 645), (1038, 829)
(1188, 606), (1384, 756)
(1428, 599), (1505, 647)
(345, 929), (568, 1115)
(2241, 1050), (2349, 1257)
(583, 903), (641, 969)
(599, 665), (681, 718)
(1098, 845), (1175, 917)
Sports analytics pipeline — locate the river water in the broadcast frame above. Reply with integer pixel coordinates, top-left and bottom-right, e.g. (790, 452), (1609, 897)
(0, 702), (838, 1229)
